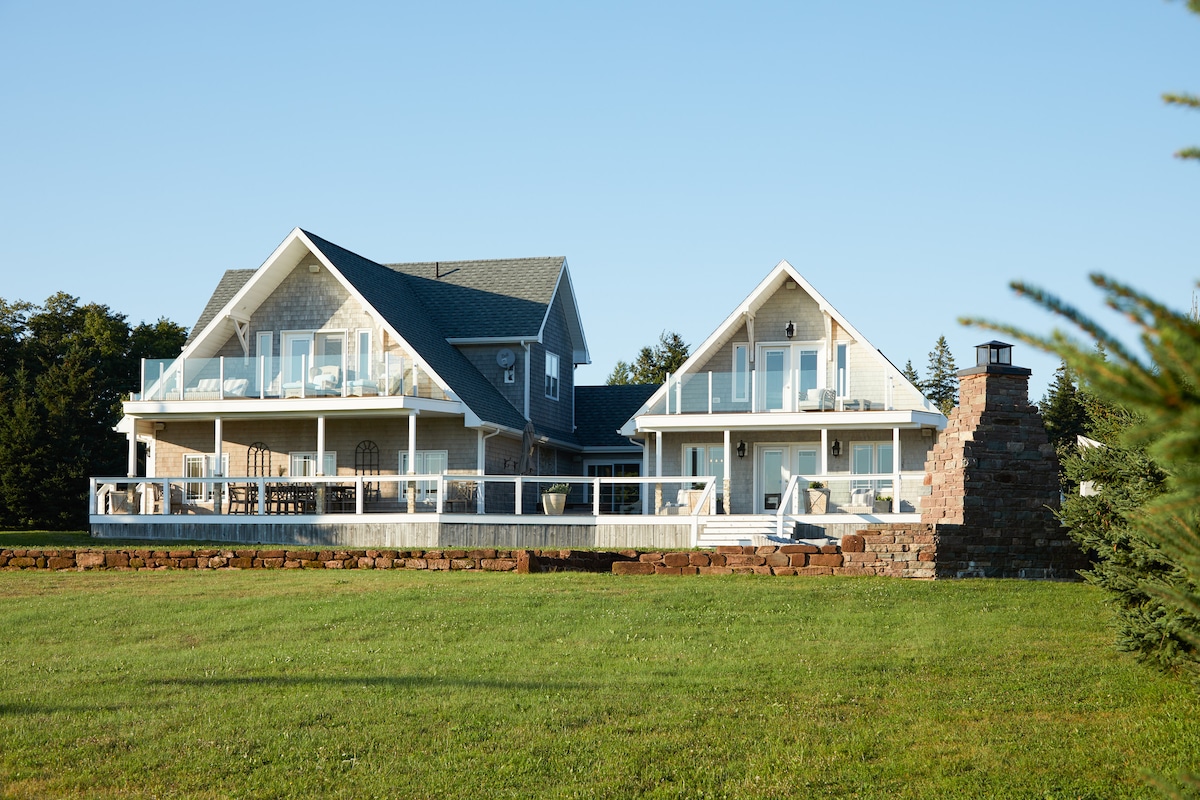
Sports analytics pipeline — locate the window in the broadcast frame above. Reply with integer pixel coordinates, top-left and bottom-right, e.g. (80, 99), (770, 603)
(683, 445), (725, 493)
(289, 452), (337, 477)
(399, 450), (448, 503)
(356, 329), (371, 380)
(585, 461), (641, 513)
(545, 352), (560, 400)
(184, 453), (229, 502)
(836, 343), (848, 397)
(851, 443), (894, 493)
(797, 349), (818, 397)
(732, 344), (749, 403)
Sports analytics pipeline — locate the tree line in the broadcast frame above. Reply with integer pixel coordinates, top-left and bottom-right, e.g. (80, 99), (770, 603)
(0, 294), (186, 530)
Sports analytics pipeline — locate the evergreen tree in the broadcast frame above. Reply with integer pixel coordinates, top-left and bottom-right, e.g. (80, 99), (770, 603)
(921, 335), (958, 416)
(606, 331), (689, 385)
(901, 359), (920, 386)
(1039, 361), (1087, 456)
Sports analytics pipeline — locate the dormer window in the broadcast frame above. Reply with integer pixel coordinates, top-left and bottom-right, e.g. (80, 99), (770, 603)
(545, 352), (560, 400)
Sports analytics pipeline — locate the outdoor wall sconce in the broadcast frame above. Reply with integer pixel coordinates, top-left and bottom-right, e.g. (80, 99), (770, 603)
(785, 321), (795, 339)
(830, 438), (842, 458)
(736, 440), (747, 458)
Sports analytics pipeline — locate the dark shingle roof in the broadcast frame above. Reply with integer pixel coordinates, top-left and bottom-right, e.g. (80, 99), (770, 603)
(384, 258), (564, 339)
(185, 269), (255, 346)
(301, 231), (530, 432)
(574, 385), (658, 449)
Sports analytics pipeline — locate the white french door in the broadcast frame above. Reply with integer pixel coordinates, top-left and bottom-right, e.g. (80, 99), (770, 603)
(757, 446), (819, 513)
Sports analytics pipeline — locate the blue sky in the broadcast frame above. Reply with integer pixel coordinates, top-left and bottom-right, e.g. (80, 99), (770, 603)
(1, 1), (1195, 399)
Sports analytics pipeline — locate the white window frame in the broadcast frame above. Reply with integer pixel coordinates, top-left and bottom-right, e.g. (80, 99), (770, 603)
(732, 343), (749, 403)
(183, 453), (229, 502)
(356, 329), (371, 381)
(851, 442), (894, 494)
(682, 444), (725, 495)
(836, 342), (849, 398)
(545, 352), (560, 400)
(400, 450), (448, 503)
(289, 452), (337, 477)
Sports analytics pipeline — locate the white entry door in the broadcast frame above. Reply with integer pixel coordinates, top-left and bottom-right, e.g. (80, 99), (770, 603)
(759, 347), (790, 411)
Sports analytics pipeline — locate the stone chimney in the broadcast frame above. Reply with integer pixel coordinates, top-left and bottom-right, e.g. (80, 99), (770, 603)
(922, 341), (1085, 578)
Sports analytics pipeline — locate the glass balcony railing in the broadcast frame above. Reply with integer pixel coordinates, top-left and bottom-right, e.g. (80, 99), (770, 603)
(133, 354), (450, 403)
(645, 370), (899, 414)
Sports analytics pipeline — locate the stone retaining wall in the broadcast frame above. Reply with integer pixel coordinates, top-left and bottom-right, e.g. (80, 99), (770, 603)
(1, 526), (934, 578)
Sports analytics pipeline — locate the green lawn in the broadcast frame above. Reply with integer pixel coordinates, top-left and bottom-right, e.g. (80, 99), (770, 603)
(1, 569), (1197, 798)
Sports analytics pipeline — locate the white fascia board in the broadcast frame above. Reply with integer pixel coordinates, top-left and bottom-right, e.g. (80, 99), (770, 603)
(446, 336), (536, 345)
(182, 227), (309, 360)
(634, 410), (946, 433)
(539, 259), (591, 365)
(121, 395), (468, 419)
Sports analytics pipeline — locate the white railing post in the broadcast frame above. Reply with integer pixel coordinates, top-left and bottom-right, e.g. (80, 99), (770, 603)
(157, 361), (165, 401)
(592, 476), (601, 516)
(384, 355), (391, 397)
(436, 475), (445, 514)
(219, 357), (226, 399)
(356, 476), (364, 515)
(90, 478), (99, 515)
(179, 358), (186, 400)
(675, 374), (681, 414)
(708, 371), (713, 414)
(750, 368), (756, 412)
(258, 356), (265, 400)
(257, 477), (266, 515)
(139, 359), (145, 400)
(301, 354), (307, 398)
(665, 372), (671, 414)
(514, 476), (523, 515)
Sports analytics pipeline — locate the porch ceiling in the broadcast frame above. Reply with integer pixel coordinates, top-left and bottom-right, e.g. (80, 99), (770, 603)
(635, 409), (945, 433)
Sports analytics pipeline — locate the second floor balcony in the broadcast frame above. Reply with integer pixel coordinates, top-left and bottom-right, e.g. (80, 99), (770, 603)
(132, 354), (450, 403)
(648, 368), (908, 415)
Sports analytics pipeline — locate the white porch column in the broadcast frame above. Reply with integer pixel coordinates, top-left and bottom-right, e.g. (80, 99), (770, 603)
(640, 435), (650, 515)
(723, 429), (731, 516)
(127, 430), (138, 478)
(892, 426), (901, 513)
(654, 431), (663, 514)
(213, 418), (223, 474)
(407, 411), (418, 514)
(316, 416), (326, 476)
(820, 428), (828, 476)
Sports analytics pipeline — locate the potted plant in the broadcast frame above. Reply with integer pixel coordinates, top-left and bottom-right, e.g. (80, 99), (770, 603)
(805, 481), (829, 514)
(541, 483), (569, 515)
(874, 494), (893, 513)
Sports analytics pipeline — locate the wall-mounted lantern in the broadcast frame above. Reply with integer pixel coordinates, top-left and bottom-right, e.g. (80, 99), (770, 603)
(830, 438), (842, 458)
(736, 440), (747, 458)
(975, 340), (1013, 367)
(785, 321), (795, 339)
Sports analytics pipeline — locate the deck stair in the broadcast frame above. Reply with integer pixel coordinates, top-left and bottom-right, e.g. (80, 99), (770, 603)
(697, 515), (787, 547)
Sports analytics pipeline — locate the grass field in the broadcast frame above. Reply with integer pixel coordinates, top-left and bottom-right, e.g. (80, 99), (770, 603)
(1, 548), (1198, 797)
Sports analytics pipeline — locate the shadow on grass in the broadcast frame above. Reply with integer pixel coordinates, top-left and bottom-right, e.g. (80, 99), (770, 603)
(0, 703), (136, 717)
(147, 675), (586, 691)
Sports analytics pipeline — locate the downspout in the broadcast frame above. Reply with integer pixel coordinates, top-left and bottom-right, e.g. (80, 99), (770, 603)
(522, 341), (532, 420)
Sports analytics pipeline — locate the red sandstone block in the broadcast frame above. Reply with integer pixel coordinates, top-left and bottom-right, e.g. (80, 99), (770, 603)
(840, 535), (865, 553)
(698, 566), (733, 575)
(468, 549), (496, 560)
(251, 559), (264, 568)
(689, 552), (711, 567)
(680, 566), (699, 575)
(709, 554), (726, 566)
(515, 550), (536, 574)
(730, 567), (756, 574)
(379, 550), (399, 560)
(445, 550), (467, 559)
(772, 567), (797, 576)
(780, 544), (818, 554)
(105, 553), (129, 568)
(450, 559), (474, 570)
(9, 557), (35, 568)
(639, 553), (664, 563)
(655, 566), (683, 576)
(481, 558), (517, 571)
(77, 552), (105, 569)
(374, 558), (394, 569)
(715, 545), (742, 554)
(755, 546), (778, 555)
(820, 545), (839, 555)
(663, 552), (691, 568)
(228, 557), (253, 569)
(764, 553), (789, 567)
(260, 550), (287, 559)
(324, 560), (344, 569)
(196, 549), (218, 557)
(834, 566), (874, 577)
(233, 550), (256, 559)
(808, 554), (844, 568)
(257, 557), (282, 568)
(357, 557), (375, 569)
(287, 551), (317, 561)
(741, 546), (758, 554)
(788, 555), (807, 567)
(796, 566), (833, 576)
(752, 566), (772, 575)
(178, 558), (198, 568)
(725, 554), (765, 567)
(918, 551), (936, 562)
(613, 562), (655, 575)
(428, 559), (451, 570)
(317, 551), (334, 562)
(129, 557), (145, 568)
(48, 557), (74, 570)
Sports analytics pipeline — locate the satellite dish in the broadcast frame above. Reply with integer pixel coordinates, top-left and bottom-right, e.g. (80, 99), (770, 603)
(496, 348), (516, 368)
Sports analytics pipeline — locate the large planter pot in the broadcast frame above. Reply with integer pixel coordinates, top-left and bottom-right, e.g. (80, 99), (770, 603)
(805, 489), (829, 514)
(542, 493), (566, 515)
(873, 499), (892, 514)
